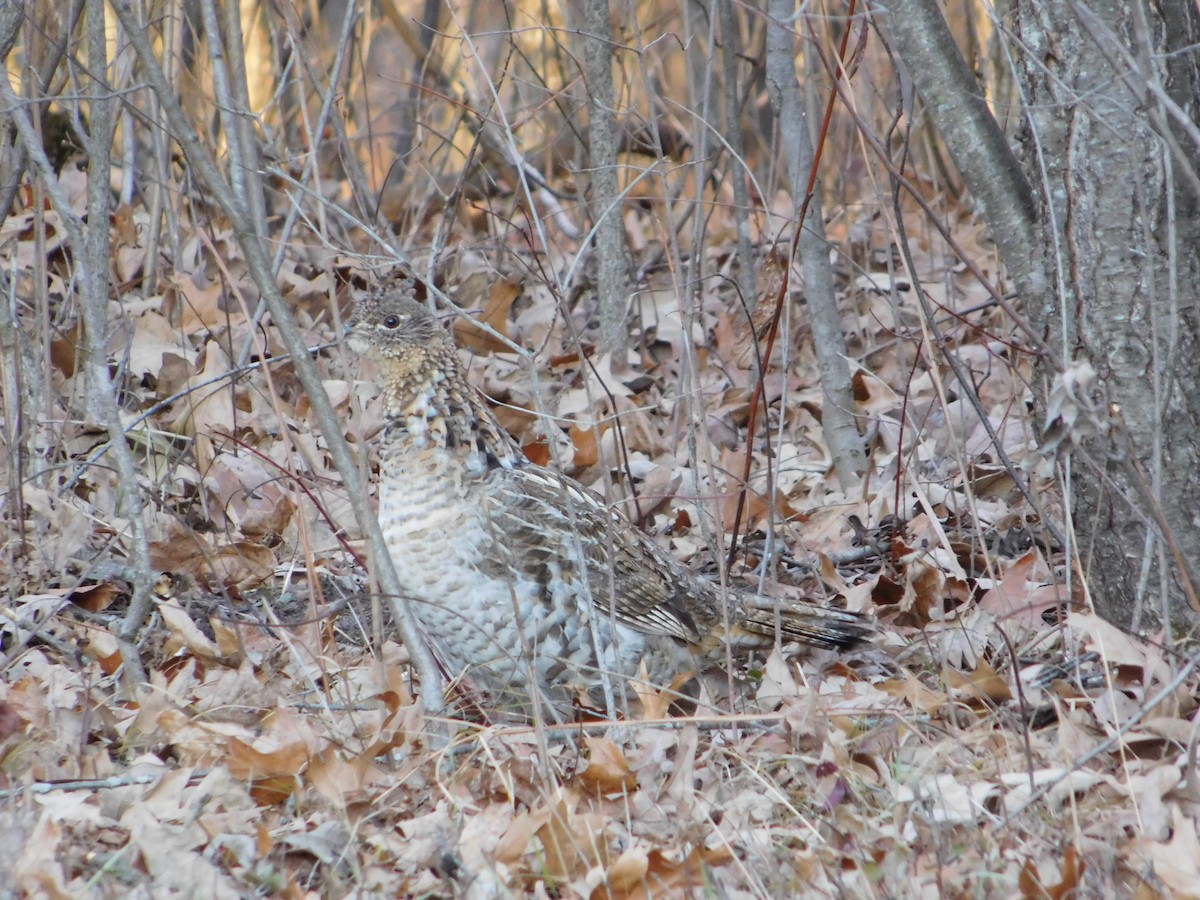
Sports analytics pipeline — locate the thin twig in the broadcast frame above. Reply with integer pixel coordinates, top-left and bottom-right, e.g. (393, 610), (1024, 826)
(0, 773), (165, 799)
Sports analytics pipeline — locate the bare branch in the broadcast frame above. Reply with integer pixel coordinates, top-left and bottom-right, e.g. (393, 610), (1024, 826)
(874, 0), (1039, 292)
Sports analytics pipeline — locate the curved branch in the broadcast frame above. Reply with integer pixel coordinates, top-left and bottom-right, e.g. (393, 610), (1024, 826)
(874, 0), (1039, 290)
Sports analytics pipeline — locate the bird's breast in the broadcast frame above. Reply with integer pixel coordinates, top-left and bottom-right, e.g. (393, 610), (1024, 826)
(377, 439), (489, 580)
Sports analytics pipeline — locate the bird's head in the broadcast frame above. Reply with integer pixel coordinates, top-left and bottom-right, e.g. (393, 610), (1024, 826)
(345, 278), (456, 375)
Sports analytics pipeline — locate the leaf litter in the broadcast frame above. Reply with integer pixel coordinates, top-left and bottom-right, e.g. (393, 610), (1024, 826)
(0, 156), (1194, 900)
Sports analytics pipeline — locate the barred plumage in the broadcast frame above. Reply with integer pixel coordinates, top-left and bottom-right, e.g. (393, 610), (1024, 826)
(346, 277), (872, 717)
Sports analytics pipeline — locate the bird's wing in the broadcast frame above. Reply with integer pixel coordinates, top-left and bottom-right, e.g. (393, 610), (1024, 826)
(480, 464), (714, 643)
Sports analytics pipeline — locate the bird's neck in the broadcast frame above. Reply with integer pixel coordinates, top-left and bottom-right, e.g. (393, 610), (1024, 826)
(381, 366), (525, 475)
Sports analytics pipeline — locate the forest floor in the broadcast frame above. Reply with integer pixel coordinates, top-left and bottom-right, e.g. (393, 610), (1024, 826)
(1, 156), (1196, 899)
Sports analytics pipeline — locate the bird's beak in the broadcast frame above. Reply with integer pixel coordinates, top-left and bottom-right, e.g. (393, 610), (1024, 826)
(343, 321), (370, 355)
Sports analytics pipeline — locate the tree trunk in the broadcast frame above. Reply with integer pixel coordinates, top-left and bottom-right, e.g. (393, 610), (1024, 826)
(880, 0), (1200, 632)
(577, 0), (628, 360)
(765, 0), (865, 486)
(1011, 0), (1200, 630)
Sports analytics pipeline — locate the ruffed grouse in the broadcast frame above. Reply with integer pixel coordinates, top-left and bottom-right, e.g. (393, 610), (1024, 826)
(346, 278), (872, 717)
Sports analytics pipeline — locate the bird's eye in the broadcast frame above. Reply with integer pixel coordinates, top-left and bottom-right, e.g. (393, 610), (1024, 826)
(383, 314), (401, 329)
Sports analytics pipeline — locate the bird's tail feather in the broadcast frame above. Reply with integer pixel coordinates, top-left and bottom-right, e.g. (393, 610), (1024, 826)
(734, 598), (874, 651)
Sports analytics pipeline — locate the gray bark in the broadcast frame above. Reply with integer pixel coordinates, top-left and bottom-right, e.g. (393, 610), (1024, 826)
(578, 0), (628, 359)
(719, 0), (756, 310)
(1012, 0), (1200, 630)
(82, 0), (156, 688)
(765, 0), (865, 486)
(879, 0), (1200, 630)
(0, 2), (22, 62)
(877, 0), (1041, 305)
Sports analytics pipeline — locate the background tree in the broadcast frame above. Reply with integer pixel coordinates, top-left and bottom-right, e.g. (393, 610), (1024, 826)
(879, 0), (1200, 633)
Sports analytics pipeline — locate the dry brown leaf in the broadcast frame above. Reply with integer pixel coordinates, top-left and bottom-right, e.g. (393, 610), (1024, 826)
(113, 205), (147, 282)
(150, 537), (277, 590)
(361, 702), (422, 758)
(622, 461), (681, 524)
(523, 440), (551, 466)
(225, 737), (310, 780)
(1142, 807), (1200, 898)
(717, 479), (797, 533)
(247, 777), (297, 807)
(0, 699), (24, 744)
(880, 673), (947, 716)
(49, 325), (80, 377)
(87, 630), (123, 675)
(173, 274), (240, 332)
(595, 846), (649, 897)
(13, 814), (68, 897)
(453, 277), (520, 353)
(210, 618), (244, 658)
(595, 846), (733, 900)
(157, 599), (224, 659)
(494, 807), (552, 865)
(21, 488), (91, 574)
(255, 822), (273, 857)
(175, 340), (236, 472)
(127, 309), (187, 378)
(308, 745), (386, 808)
(569, 423), (601, 469)
(629, 664), (674, 720)
(902, 556), (951, 621)
(1067, 611), (1151, 669)
(67, 581), (120, 613)
(578, 736), (638, 794)
(851, 365), (901, 413)
(977, 550), (1065, 629)
(202, 453), (295, 537)
(943, 659), (1012, 704)
(535, 793), (585, 884)
(755, 649), (799, 708)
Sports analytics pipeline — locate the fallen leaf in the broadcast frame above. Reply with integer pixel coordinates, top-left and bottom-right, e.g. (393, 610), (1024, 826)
(880, 673), (947, 716)
(68, 581), (120, 613)
(569, 423), (601, 469)
(597, 846), (733, 900)
(494, 807), (552, 865)
(536, 793), (584, 884)
(944, 659), (1012, 704)
(157, 598), (223, 659)
(453, 277), (520, 353)
(578, 736), (638, 794)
